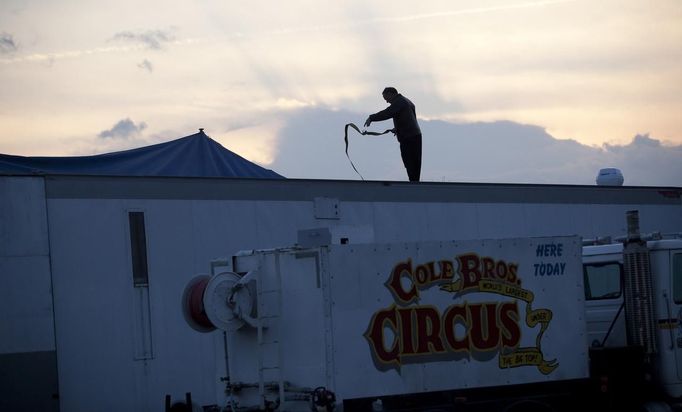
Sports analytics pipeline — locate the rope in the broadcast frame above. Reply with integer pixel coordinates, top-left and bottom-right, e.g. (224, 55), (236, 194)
(344, 123), (393, 181)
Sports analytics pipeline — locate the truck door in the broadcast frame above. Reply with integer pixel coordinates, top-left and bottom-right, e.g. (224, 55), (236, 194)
(583, 260), (626, 347)
(672, 251), (682, 380)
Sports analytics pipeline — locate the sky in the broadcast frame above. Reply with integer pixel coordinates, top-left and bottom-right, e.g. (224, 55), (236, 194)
(0, 0), (680, 185)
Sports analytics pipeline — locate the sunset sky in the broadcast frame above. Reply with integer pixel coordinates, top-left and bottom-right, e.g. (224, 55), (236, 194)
(1, 0), (680, 184)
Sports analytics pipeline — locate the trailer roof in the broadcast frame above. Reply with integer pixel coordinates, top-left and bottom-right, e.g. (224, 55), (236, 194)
(39, 174), (682, 205)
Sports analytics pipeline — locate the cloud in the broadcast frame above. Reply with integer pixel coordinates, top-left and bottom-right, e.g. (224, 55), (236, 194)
(110, 29), (174, 50)
(630, 134), (661, 148)
(98, 118), (147, 139)
(0, 32), (18, 54)
(137, 59), (153, 73)
(269, 107), (681, 186)
(361, 0), (577, 25)
(229, 0), (576, 38)
(1, 33), (196, 65)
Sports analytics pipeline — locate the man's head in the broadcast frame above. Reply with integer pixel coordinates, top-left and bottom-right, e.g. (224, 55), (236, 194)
(382, 87), (398, 103)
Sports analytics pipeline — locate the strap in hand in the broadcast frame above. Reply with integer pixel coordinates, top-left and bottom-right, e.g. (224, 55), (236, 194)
(344, 123), (393, 181)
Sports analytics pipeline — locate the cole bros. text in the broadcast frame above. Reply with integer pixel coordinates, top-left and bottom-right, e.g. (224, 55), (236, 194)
(364, 253), (558, 374)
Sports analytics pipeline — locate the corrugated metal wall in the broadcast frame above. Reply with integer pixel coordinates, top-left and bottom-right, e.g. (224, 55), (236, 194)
(0, 177), (59, 412)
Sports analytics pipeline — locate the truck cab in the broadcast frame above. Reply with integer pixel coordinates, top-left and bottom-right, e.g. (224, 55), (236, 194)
(583, 237), (682, 400)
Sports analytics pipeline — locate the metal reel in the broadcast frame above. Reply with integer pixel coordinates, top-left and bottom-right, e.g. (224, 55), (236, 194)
(203, 271), (256, 331)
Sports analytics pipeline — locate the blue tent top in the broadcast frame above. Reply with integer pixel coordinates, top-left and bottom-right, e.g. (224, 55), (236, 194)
(0, 130), (284, 179)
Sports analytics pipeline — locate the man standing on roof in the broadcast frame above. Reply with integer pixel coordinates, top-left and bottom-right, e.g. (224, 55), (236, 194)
(364, 87), (422, 182)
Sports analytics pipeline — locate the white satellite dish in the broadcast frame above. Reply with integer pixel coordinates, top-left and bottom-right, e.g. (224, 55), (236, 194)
(596, 168), (624, 186)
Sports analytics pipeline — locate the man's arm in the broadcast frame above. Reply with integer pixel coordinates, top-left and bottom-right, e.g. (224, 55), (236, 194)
(369, 103), (401, 122)
(364, 100), (404, 127)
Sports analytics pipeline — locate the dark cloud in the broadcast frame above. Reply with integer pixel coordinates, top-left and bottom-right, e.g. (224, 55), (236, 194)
(110, 29), (174, 50)
(0, 32), (18, 54)
(631, 133), (661, 148)
(270, 107), (681, 186)
(137, 59), (153, 73)
(98, 118), (147, 139)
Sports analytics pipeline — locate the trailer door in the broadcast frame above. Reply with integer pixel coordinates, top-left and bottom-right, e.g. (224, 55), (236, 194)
(672, 251), (682, 380)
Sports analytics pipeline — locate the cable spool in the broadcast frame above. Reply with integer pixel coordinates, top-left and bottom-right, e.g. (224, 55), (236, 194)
(182, 275), (216, 332)
(203, 271), (256, 331)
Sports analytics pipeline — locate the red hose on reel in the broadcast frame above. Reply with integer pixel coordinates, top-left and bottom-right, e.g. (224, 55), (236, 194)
(182, 275), (216, 332)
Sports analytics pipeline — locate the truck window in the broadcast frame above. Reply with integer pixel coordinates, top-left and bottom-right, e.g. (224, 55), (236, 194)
(583, 262), (622, 300)
(674, 253), (682, 304)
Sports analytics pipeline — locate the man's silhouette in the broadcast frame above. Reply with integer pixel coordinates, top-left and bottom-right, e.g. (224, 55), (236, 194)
(365, 87), (422, 182)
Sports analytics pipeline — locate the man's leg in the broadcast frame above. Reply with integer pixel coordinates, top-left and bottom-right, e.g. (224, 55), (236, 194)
(412, 135), (422, 181)
(400, 135), (422, 182)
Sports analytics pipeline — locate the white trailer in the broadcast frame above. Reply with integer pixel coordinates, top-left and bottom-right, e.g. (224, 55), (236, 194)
(199, 235), (586, 411)
(196, 215), (682, 411)
(1, 175), (681, 411)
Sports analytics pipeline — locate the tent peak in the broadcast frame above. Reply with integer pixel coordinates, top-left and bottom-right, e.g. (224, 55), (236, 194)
(0, 129), (283, 178)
